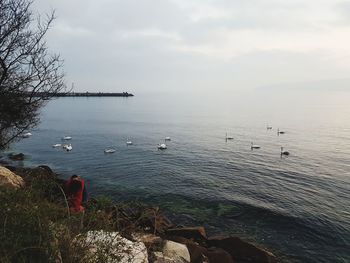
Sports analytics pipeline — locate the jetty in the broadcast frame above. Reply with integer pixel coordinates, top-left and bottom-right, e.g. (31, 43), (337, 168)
(32, 92), (134, 97)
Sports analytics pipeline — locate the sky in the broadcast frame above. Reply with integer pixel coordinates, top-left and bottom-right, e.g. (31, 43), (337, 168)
(33, 0), (350, 94)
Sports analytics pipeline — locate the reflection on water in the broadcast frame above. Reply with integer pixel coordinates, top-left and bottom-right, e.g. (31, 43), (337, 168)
(10, 90), (350, 263)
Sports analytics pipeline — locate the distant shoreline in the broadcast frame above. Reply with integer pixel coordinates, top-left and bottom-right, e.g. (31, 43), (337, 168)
(33, 92), (134, 97)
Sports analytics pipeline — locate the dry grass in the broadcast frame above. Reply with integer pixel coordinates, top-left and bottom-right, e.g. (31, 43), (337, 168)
(0, 176), (150, 263)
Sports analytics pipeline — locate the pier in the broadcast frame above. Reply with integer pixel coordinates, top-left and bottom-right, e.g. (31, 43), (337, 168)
(33, 92), (134, 97)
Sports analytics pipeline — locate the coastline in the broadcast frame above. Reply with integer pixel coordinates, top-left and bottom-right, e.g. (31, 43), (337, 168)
(0, 161), (279, 263)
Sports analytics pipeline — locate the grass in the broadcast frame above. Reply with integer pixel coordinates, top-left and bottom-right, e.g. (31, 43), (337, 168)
(0, 175), (149, 263)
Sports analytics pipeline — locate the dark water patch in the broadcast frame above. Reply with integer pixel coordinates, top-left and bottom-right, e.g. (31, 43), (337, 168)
(91, 184), (349, 263)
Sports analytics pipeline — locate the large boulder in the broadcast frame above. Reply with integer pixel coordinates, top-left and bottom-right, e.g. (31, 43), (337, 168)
(186, 243), (234, 263)
(153, 251), (189, 263)
(207, 236), (277, 263)
(27, 166), (56, 180)
(162, 240), (191, 263)
(78, 230), (148, 263)
(166, 227), (207, 243)
(0, 166), (25, 188)
(133, 233), (163, 247)
(11, 165), (57, 184)
(206, 247), (235, 263)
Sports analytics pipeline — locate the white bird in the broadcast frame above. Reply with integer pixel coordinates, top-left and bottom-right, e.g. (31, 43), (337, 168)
(126, 140), (133, 145)
(63, 144), (72, 151)
(225, 133), (234, 140)
(281, 147), (290, 156)
(157, 143), (167, 150)
(251, 142), (261, 149)
(52, 143), (62, 148)
(104, 148), (116, 153)
(165, 137), (171, 141)
(62, 136), (72, 140)
(22, 132), (32, 138)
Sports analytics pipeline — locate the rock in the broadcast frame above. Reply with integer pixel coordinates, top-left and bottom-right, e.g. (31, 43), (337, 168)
(133, 233), (163, 247)
(0, 166), (25, 188)
(8, 153), (25, 161)
(185, 243), (208, 263)
(162, 240), (191, 263)
(206, 247), (234, 263)
(15, 166), (57, 184)
(29, 166), (56, 180)
(186, 243), (234, 263)
(79, 230), (148, 263)
(4, 165), (17, 172)
(166, 227), (207, 243)
(153, 251), (189, 263)
(207, 236), (277, 263)
(38, 165), (54, 174)
(167, 236), (195, 246)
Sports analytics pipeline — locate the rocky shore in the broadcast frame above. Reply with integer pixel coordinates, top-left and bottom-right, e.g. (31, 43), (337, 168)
(0, 160), (279, 263)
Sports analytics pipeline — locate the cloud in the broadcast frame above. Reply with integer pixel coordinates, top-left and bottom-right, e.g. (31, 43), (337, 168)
(32, 0), (350, 93)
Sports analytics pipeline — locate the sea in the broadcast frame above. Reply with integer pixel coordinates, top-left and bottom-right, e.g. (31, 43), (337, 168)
(7, 90), (350, 263)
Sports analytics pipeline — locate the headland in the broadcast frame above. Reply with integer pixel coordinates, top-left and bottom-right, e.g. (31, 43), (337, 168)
(33, 91), (134, 97)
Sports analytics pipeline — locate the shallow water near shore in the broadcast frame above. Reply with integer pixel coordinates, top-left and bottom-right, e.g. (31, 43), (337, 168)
(8, 90), (350, 262)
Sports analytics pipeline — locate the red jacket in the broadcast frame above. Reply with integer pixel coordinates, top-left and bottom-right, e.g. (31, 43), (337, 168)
(65, 178), (85, 213)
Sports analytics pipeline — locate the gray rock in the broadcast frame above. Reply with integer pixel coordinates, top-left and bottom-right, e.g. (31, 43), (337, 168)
(78, 230), (148, 263)
(153, 251), (189, 263)
(162, 240), (190, 263)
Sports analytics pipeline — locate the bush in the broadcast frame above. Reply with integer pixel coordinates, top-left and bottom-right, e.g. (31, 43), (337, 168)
(0, 185), (66, 262)
(0, 175), (146, 263)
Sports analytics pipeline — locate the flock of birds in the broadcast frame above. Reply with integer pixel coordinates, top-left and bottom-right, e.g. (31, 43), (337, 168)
(52, 136), (173, 153)
(21, 126), (290, 156)
(55, 136), (172, 153)
(21, 132), (173, 153)
(225, 126), (290, 156)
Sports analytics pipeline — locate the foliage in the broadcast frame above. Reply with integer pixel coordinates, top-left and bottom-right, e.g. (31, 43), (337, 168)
(0, 175), (148, 263)
(0, 182), (67, 262)
(0, 0), (65, 149)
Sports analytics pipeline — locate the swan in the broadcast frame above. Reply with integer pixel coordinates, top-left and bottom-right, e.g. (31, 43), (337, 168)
(22, 132), (32, 138)
(225, 133), (234, 140)
(62, 136), (72, 140)
(281, 147), (290, 156)
(251, 142), (261, 149)
(104, 148), (116, 153)
(52, 143), (62, 148)
(277, 129), (285, 135)
(63, 144), (72, 151)
(165, 137), (171, 141)
(157, 143), (167, 150)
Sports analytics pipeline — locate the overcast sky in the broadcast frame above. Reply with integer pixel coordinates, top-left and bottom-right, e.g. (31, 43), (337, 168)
(33, 0), (350, 94)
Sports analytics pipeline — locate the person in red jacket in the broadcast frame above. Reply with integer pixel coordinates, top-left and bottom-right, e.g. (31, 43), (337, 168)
(65, 175), (87, 213)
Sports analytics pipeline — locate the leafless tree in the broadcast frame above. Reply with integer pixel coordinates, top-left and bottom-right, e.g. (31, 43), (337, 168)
(0, 0), (65, 149)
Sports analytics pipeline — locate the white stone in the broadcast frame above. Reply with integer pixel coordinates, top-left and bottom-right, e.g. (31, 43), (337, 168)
(81, 230), (148, 263)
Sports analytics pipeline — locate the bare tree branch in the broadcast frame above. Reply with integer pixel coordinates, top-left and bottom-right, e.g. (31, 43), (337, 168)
(0, 0), (65, 149)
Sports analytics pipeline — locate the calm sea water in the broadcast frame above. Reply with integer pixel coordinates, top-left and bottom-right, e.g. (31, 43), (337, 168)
(8, 90), (350, 262)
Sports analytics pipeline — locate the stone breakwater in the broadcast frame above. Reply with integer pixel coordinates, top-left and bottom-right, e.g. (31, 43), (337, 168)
(0, 164), (279, 263)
